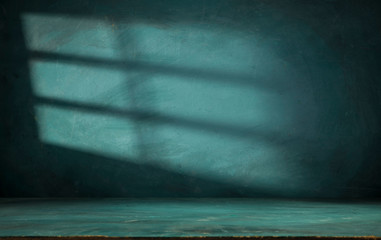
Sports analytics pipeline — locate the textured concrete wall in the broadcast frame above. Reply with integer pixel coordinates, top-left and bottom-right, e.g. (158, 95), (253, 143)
(1, 0), (381, 198)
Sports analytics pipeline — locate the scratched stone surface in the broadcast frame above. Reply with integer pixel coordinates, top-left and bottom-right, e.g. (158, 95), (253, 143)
(0, 198), (381, 236)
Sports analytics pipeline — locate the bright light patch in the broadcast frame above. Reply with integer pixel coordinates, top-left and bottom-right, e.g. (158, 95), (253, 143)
(22, 13), (118, 59)
(35, 104), (142, 160)
(29, 60), (129, 107)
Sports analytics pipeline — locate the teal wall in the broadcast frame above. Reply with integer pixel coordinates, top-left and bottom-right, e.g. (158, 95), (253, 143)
(1, 0), (381, 198)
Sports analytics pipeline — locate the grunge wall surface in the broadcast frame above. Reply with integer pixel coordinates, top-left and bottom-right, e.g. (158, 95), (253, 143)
(1, 0), (381, 198)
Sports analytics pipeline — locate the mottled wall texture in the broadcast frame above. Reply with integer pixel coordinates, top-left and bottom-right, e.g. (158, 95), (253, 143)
(1, 0), (381, 198)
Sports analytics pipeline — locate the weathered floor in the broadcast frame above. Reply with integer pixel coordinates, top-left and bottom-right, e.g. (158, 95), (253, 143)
(0, 199), (380, 237)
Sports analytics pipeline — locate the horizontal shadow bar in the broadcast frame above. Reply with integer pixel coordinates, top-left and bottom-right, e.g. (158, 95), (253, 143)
(35, 96), (281, 144)
(1, 237), (380, 240)
(29, 50), (282, 91)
